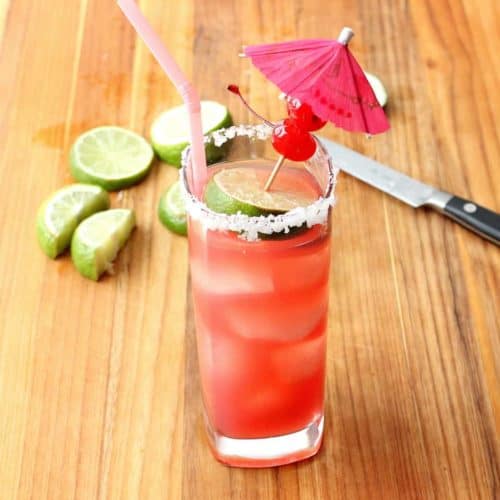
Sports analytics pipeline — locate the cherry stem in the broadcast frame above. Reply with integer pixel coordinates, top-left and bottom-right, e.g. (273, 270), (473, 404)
(264, 154), (286, 191)
(227, 85), (274, 127)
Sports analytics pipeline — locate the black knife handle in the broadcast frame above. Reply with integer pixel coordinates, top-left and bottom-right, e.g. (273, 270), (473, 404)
(443, 196), (500, 245)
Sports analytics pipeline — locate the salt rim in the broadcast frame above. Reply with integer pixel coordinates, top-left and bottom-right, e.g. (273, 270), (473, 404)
(180, 124), (339, 241)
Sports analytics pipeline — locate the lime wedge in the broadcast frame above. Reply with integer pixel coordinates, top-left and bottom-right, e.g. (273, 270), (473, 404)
(151, 100), (233, 167)
(365, 72), (388, 107)
(71, 209), (136, 281)
(36, 183), (110, 258)
(158, 181), (187, 236)
(204, 167), (315, 216)
(70, 126), (154, 190)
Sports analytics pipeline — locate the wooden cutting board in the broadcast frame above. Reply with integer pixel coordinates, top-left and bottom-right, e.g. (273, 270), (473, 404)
(0, 1), (498, 498)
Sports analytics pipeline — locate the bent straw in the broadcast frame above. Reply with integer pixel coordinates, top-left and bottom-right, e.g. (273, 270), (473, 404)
(117, 0), (207, 196)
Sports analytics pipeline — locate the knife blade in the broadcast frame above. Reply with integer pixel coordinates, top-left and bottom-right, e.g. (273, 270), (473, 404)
(318, 137), (500, 245)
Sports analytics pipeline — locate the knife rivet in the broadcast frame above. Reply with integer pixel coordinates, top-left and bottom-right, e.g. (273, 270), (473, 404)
(463, 203), (477, 213)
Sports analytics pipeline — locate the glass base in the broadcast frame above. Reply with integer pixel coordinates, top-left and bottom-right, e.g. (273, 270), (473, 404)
(206, 414), (324, 468)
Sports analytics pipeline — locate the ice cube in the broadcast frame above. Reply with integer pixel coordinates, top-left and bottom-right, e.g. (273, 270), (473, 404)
(273, 333), (326, 384)
(191, 256), (274, 296)
(196, 324), (257, 385)
(271, 242), (330, 292)
(222, 286), (328, 342)
(242, 385), (286, 418)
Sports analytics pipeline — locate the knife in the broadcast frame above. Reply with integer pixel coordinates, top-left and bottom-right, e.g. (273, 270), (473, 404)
(319, 137), (500, 246)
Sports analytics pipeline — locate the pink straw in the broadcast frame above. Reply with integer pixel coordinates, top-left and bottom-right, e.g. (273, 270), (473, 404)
(117, 0), (207, 196)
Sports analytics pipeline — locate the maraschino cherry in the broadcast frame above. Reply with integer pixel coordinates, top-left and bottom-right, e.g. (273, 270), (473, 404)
(286, 97), (326, 132)
(271, 119), (316, 161)
(227, 85), (317, 162)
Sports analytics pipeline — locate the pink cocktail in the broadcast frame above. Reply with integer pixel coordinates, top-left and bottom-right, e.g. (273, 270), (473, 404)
(182, 125), (337, 467)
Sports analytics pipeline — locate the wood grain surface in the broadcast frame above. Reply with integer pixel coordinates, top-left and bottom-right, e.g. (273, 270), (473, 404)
(0, 0), (498, 498)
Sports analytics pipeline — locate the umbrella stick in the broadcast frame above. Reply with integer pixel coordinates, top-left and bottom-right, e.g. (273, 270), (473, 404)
(264, 155), (285, 191)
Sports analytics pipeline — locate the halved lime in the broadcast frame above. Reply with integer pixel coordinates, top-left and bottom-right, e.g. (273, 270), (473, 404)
(151, 100), (233, 167)
(36, 183), (110, 258)
(71, 208), (136, 281)
(365, 72), (388, 107)
(204, 167), (315, 216)
(158, 181), (187, 236)
(70, 126), (154, 190)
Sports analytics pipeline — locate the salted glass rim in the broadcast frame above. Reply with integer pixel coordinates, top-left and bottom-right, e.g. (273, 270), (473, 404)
(179, 124), (339, 240)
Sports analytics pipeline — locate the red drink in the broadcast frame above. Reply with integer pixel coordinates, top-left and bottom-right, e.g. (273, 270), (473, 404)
(182, 126), (336, 467)
(191, 161), (329, 436)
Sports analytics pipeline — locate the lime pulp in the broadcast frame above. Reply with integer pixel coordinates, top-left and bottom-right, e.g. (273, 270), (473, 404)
(151, 100), (233, 167)
(365, 72), (388, 107)
(158, 181), (188, 236)
(36, 183), (110, 258)
(204, 167), (316, 216)
(71, 208), (136, 281)
(70, 126), (154, 190)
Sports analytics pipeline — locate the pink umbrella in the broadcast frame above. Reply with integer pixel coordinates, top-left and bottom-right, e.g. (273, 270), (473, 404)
(244, 27), (389, 135)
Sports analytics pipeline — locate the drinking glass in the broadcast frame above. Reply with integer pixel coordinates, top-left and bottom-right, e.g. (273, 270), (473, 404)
(181, 124), (338, 467)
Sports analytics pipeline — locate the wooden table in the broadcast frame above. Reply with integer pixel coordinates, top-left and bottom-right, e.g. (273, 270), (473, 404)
(0, 1), (498, 498)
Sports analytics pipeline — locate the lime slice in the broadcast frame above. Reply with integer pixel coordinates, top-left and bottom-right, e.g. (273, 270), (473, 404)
(70, 126), (154, 190)
(158, 181), (187, 236)
(204, 167), (316, 216)
(36, 183), (110, 258)
(365, 72), (388, 107)
(71, 208), (136, 281)
(151, 100), (233, 167)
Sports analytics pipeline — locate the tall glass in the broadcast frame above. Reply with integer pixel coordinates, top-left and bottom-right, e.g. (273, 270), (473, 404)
(181, 124), (338, 467)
